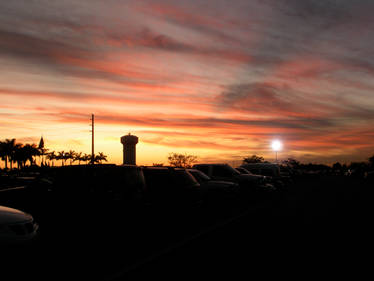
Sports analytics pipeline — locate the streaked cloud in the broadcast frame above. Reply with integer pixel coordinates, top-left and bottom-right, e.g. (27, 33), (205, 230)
(1, 0), (374, 165)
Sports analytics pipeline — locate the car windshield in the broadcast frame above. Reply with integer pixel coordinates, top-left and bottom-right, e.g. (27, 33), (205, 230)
(174, 169), (199, 186)
(223, 165), (241, 176)
(143, 168), (171, 190)
(261, 169), (275, 177)
(236, 168), (249, 174)
(189, 170), (211, 182)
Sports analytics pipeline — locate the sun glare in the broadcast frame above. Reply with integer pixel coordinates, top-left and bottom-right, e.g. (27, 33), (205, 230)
(271, 140), (282, 151)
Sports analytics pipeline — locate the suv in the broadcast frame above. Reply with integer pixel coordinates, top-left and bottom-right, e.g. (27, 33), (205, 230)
(37, 164), (146, 204)
(192, 163), (275, 193)
(142, 166), (202, 207)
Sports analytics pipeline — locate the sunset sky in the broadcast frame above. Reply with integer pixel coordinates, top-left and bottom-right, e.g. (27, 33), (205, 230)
(1, 0), (374, 166)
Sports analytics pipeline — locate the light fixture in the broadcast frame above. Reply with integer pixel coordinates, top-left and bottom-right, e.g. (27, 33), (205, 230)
(271, 140), (282, 162)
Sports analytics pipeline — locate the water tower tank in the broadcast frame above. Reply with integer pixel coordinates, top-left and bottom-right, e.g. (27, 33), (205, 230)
(120, 133), (138, 165)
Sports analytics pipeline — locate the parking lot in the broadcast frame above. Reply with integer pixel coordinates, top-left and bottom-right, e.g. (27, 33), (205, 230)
(1, 170), (374, 280)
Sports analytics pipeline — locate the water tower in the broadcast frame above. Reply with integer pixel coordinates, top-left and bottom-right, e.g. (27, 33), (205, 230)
(120, 133), (138, 165)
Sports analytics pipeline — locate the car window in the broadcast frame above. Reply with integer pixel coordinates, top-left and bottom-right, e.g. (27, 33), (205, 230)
(189, 170), (210, 182)
(248, 168), (260, 175)
(236, 168), (249, 174)
(174, 170), (199, 186)
(212, 165), (237, 177)
(261, 169), (275, 177)
(142, 169), (172, 191)
(195, 165), (209, 175)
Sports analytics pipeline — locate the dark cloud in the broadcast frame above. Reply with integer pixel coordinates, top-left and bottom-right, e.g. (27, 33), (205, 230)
(136, 1), (244, 46)
(243, 0), (374, 73)
(217, 79), (374, 126)
(217, 83), (292, 114)
(40, 108), (334, 133)
(0, 29), (88, 65)
(142, 138), (248, 151)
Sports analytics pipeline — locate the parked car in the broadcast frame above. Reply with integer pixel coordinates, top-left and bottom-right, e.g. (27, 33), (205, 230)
(142, 166), (202, 207)
(0, 205), (39, 245)
(240, 163), (286, 188)
(235, 167), (251, 175)
(192, 163), (276, 194)
(240, 163), (280, 178)
(187, 166), (239, 207)
(37, 164), (146, 205)
(187, 169), (239, 203)
(187, 168), (239, 192)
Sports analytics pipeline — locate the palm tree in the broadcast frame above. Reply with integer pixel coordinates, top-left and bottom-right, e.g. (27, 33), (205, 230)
(94, 152), (108, 164)
(10, 143), (23, 169)
(74, 152), (83, 165)
(66, 150), (76, 165)
(0, 140), (5, 169)
(1, 139), (16, 169)
(82, 153), (91, 164)
(46, 151), (57, 167)
(57, 151), (66, 166)
(22, 144), (39, 166)
(12, 143), (25, 169)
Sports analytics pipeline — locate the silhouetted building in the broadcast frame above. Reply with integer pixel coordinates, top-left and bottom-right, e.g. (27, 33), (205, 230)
(38, 136), (44, 149)
(120, 133), (138, 165)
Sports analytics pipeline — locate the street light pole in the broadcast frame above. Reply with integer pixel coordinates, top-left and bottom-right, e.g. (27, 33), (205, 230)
(272, 140), (282, 164)
(91, 114), (94, 165)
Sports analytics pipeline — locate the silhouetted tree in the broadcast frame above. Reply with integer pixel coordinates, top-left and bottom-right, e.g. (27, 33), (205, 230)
(348, 161), (369, 177)
(82, 153), (91, 164)
(57, 151), (66, 166)
(74, 152), (83, 165)
(168, 153), (197, 168)
(369, 155), (374, 168)
(152, 163), (164, 167)
(38, 136), (48, 166)
(0, 139), (16, 169)
(12, 143), (24, 169)
(47, 151), (57, 167)
(332, 162), (342, 170)
(242, 155), (264, 164)
(66, 150), (76, 165)
(0, 141), (5, 169)
(282, 158), (300, 169)
(22, 144), (39, 166)
(93, 152), (108, 164)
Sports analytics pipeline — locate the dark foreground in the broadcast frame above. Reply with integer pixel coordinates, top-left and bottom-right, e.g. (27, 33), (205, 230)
(1, 175), (374, 280)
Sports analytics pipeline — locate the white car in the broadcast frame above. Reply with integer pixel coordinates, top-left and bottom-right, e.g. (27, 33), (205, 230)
(0, 205), (39, 245)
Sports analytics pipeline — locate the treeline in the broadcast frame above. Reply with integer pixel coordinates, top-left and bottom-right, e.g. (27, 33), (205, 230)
(243, 154), (374, 176)
(282, 157), (374, 175)
(0, 138), (107, 170)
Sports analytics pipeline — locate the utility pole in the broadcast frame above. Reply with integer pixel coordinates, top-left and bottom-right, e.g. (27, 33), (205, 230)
(90, 114), (94, 165)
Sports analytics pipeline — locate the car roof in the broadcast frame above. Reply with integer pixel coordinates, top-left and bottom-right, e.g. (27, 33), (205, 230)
(142, 166), (185, 170)
(241, 163), (279, 167)
(193, 163), (229, 166)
